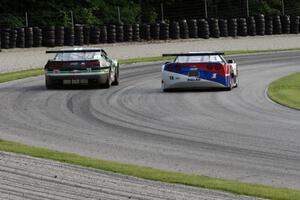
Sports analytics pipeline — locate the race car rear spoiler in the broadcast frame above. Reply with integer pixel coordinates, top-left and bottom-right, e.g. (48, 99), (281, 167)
(46, 49), (107, 55)
(162, 52), (224, 57)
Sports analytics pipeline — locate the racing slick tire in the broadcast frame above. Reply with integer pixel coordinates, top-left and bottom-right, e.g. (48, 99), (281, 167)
(112, 66), (119, 86)
(45, 77), (56, 89)
(102, 69), (112, 88)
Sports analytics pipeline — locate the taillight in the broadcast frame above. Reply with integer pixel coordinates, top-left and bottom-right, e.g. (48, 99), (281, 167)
(85, 60), (100, 68)
(175, 65), (182, 71)
(48, 62), (63, 69)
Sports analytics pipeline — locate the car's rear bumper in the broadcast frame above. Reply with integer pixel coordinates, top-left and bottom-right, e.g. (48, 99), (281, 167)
(45, 71), (109, 84)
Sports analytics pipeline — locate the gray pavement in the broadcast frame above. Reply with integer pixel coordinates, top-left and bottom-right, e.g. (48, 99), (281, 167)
(0, 151), (263, 200)
(1, 34), (300, 72)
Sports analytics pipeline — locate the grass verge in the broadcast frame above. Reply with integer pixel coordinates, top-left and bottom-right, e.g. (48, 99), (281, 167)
(0, 139), (300, 200)
(1, 48), (300, 84)
(267, 72), (300, 110)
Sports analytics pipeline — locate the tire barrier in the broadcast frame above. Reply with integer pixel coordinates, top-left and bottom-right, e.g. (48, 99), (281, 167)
(141, 23), (151, 40)
(209, 18), (220, 38)
(42, 26), (55, 47)
(198, 19), (209, 39)
(124, 24), (133, 42)
(160, 22), (169, 40)
(2, 14), (300, 52)
(116, 24), (124, 42)
(179, 19), (189, 39)
(228, 18), (238, 37)
(188, 19), (198, 38)
(281, 15), (290, 34)
(170, 21), (180, 39)
(55, 26), (64, 46)
(1, 28), (10, 49)
(25, 27), (33, 48)
(16, 28), (25, 48)
(132, 24), (140, 41)
(90, 27), (100, 44)
(100, 25), (107, 43)
(150, 23), (160, 40)
(237, 18), (247, 36)
(247, 16), (256, 36)
(291, 16), (300, 34)
(10, 28), (18, 48)
(219, 19), (228, 37)
(273, 16), (282, 34)
(265, 16), (273, 35)
(74, 25), (84, 46)
(64, 27), (74, 46)
(33, 27), (42, 47)
(83, 26), (90, 44)
(107, 24), (116, 43)
(255, 14), (265, 35)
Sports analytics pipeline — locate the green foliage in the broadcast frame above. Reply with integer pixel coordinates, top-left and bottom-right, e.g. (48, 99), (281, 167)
(0, 14), (24, 28)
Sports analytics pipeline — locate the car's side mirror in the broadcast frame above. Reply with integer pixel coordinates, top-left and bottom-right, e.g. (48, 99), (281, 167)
(165, 61), (171, 65)
(227, 59), (235, 63)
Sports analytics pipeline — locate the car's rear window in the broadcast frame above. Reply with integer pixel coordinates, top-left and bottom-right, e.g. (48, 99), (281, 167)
(54, 52), (101, 61)
(175, 55), (223, 63)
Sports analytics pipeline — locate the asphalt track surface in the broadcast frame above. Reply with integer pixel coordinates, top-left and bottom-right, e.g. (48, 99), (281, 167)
(0, 51), (300, 191)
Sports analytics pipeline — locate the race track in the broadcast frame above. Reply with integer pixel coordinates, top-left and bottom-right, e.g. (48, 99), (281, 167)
(0, 51), (300, 189)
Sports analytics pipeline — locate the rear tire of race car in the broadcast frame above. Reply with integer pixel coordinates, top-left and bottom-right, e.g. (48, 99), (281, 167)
(112, 66), (119, 86)
(102, 70), (112, 88)
(45, 77), (55, 89)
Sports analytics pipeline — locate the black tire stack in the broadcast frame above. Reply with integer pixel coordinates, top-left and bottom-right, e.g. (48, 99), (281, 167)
(150, 23), (160, 40)
(9, 29), (18, 48)
(228, 18), (238, 37)
(273, 16), (282, 34)
(281, 15), (290, 34)
(107, 24), (116, 43)
(188, 19), (198, 38)
(132, 24), (140, 41)
(237, 18), (247, 36)
(90, 27), (100, 44)
(198, 19), (210, 39)
(209, 18), (220, 38)
(33, 27), (42, 47)
(265, 16), (273, 35)
(116, 24), (124, 42)
(160, 22), (169, 40)
(25, 27), (33, 48)
(291, 16), (300, 34)
(124, 24), (133, 42)
(55, 26), (64, 46)
(16, 28), (25, 48)
(83, 26), (90, 44)
(141, 23), (151, 40)
(64, 27), (74, 46)
(1, 28), (10, 49)
(247, 16), (256, 36)
(100, 25), (108, 43)
(170, 21), (180, 39)
(74, 25), (84, 46)
(255, 14), (265, 35)
(42, 26), (55, 47)
(219, 19), (228, 37)
(179, 19), (189, 39)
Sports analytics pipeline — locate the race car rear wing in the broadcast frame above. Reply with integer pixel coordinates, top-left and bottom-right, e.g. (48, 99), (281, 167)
(162, 52), (224, 57)
(46, 49), (107, 56)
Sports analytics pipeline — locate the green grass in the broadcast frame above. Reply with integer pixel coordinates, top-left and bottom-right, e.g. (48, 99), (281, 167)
(268, 72), (300, 110)
(0, 68), (44, 83)
(0, 139), (300, 200)
(1, 48), (300, 84)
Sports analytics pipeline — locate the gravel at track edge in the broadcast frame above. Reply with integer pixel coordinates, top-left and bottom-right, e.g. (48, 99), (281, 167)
(0, 151), (264, 200)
